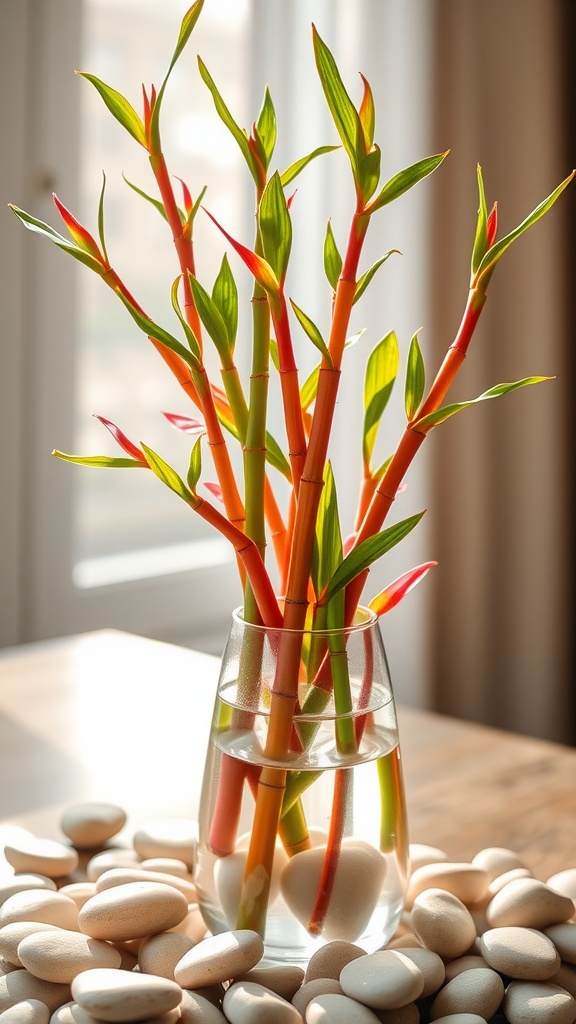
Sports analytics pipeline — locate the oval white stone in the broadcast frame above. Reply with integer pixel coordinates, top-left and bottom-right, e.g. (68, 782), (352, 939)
(214, 845), (287, 929)
(3, 839), (78, 880)
(429, 966), (504, 1020)
(72, 967), (182, 1022)
(235, 965), (304, 1002)
(138, 931), (196, 980)
(0, 923), (62, 968)
(504, 980), (576, 1024)
(479, 926), (560, 980)
(0, 998), (50, 1023)
(179, 989), (228, 1023)
(340, 950), (424, 1009)
(545, 922), (576, 965)
(0, 876), (57, 908)
(486, 878), (575, 929)
(411, 888), (476, 959)
(223, 981), (303, 1024)
(0, 890), (78, 931)
(291, 978), (344, 1017)
(96, 867), (196, 903)
(132, 818), (197, 870)
(60, 803), (127, 850)
(471, 847), (529, 882)
(305, 941), (366, 982)
(78, 881), (188, 941)
(17, 927), (122, 983)
(406, 862), (489, 907)
(175, 930), (263, 989)
(85, 848), (142, 882)
(0, 969), (71, 1014)
(394, 946), (445, 997)
(306, 992), (382, 1023)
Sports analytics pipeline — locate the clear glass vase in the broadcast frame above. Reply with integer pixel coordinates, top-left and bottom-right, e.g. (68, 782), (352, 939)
(196, 606), (409, 964)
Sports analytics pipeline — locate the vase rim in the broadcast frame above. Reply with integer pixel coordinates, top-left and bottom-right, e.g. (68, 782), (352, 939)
(231, 604), (378, 635)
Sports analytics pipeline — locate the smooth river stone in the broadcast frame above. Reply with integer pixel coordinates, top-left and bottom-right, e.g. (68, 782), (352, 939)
(479, 926), (560, 980)
(549, 962), (576, 999)
(545, 922), (576, 964)
(132, 819), (197, 870)
(0, 923), (62, 967)
(96, 867), (196, 903)
(0, 891), (78, 932)
(140, 858), (192, 880)
(428, 966), (505, 1020)
(487, 867), (533, 897)
(223, 981), (303, 1024)
(486, 878), (575, 929)
(406, 862), (489, 907)
(291, 979), (344, 1017)
(78, 881), (188, 941)
(0, 876), (57, 908)
(471, 846), (529, 882)
(72, 967), (182, 1022)
(408, 844), (449, 873)
(51, 1002), (180, 1024)
(0, 999), (49, 1024)
(174, 930), (263, 989)
(60, 803), (127, 850)
(17, 927), (122, 984)
(234, 965), (305, 1002)
(503, 980), (576, 1024)
(85, 849), (142, 882)
(280, 842), (386, 943)
(305, 941), (366, 983)
(306, 992), (382, 1023)
(340, 950), (424, 1009)
(547, 869), (576, 905)
(3, 839), (78, 880)
(179, 989), (228, 1023)
(0, 970), (71, 1013)
(57, 883), (97, 912)
(394, 946), (445, 997)
(138, 932), (196, 980)
(411, 888), (477, 959)
(443, 955), (491, 981)
(214, 846), (288, 929)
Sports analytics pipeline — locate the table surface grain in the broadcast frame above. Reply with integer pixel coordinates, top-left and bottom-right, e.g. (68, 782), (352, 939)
(1, 629), (575, 881)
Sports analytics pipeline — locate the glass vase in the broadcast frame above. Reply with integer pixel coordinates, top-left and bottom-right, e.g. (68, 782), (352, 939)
(195, 606), (409, 964)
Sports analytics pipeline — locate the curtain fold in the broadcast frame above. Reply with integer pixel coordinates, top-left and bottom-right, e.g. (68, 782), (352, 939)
(427, 0), (574, 742)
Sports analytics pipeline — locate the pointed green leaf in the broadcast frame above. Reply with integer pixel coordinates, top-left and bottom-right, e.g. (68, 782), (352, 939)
(187, 435), (203, 493)
(363, 331), (399, 466)
(169, 276), (201, 362)
(280, 144), (340, 188)
(290, 300), (332, 367)
(255, 86), (277, 168)
(258, 172), (292, 283)
(358, 145), (381, 204)
(300, 363), (320, 412)
(76, 73), (147, 147)
(149, 0), (205, 152)
(323, 511), (425, 603)
(475, 170), (575, 288)
(413, 376), (551, 432)
(405, 331), (426, 421)
(198, 57), (261, 187)
(312, 461), (343, 598)
(141, 443), (192, 503)
(367, 151), (448, 213)
(188, 273), (230, 360)
(354, 249), (398, 304)
(264, 431), (291, 480)
(212, 254), (238, 350)
(471, 164), (488, 275)
(312, 25), (364, 179)
(324, 220), (342, 291)
(116, 287), (198, 369)
(53, 451), (145, 468)
(123, 174), (168, 221)
(9, 205), (106, 274)
(97, 173), (109, 263)
(358, 74), (375, 149)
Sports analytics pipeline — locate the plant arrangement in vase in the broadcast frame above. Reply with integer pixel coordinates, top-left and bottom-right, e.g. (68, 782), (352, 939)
(9, 0), (573, 960)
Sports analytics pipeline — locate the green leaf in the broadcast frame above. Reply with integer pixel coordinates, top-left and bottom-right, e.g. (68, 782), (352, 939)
(475, 170), (575, 288)
(354, 250), (398, 304)
(471, 164), (488, 276)
(198, 57), (261, 187)
(358, 145), (381, 204)
(404, 331), (426, 421)
(9, 205), (106, 274)
(141, 444), (192, 503)
(116, 287), (198, 369)
(187, 435), (203, 492)
(258, 172), (292, 283)
(123, 174), (168, 221)
(367, 151), (448, 213)
(76, 73), (147, 148)
(149, 0), (205, 153)
(323, 512), (425, 603)
(312, 461), (343, 598)
(255, 86), (277, 168)
(212, 254), (238, 350)
(97, 173), (109, 263)
(53, 452), (145, 468)
(170, 277), (201, 362)
(188, 273), (230, 361)
(362, 331), (399, 466)
(264, 431), (291, 480)
(323, 220), (342, 291)
(358, 73), (375, 149)
(300, 363), (320, 412)
(281, 145), (340, 189)
(290, 300), (332, 366)
(413, 376), (551, 432)
(312, 25), (364, 180)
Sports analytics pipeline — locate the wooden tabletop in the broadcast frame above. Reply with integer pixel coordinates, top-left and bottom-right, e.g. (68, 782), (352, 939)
(1, 629), (575, 882)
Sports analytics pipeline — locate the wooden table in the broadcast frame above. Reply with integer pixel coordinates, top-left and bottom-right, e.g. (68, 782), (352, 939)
(1, 629), (576, 882)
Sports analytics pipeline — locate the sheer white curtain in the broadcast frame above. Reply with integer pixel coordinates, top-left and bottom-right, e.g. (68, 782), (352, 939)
(426, 0), (573, 742)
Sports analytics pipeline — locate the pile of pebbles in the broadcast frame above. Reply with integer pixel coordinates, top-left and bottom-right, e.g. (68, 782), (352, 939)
(1, 803), (576, 1023)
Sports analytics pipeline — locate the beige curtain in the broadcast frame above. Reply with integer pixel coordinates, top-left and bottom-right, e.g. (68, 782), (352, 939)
(427, 0), (573, 742)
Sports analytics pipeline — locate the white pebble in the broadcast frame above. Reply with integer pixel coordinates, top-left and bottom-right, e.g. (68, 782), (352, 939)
(235, 965), (304, 1002)
(132, 819), (197, 870)
(85, 848), (142, 882)
(96, 866), (196, 903)
(0, 891), (78, 932)
(486, 878), (574, 929)
(214, 846), (287, 929)
(408, 844), (449, 873)
(140, 858), (191, 880)
(223, 980), (303, 1023)
(60, 803), (127, 850)
(305, 941), (366, 982)
(179, 988), (228, 1022)
(305, 992), (381, 1023)
(138, 931), (196, 980)
(411, 888), (476, 959)
(291, 978), (344, 1017)
(479, 926), (560, 980)
(406, 862), (489, 907)
(339, 949), (424, 1009)
(547, 868), (576, 903)
(428, 966), (504, 1020)
(3, 839), (78, 881)
(503, 980), (576, 1024)
(393, 946), (445, 997)
(472, 846), (529, 881)
(56, 883), (97, 912)
(0, 970), (71, 1014)
(545, 922), (576, 965)
(175, 930), (263, 989)
(0, 998), (49, 1023)
(0, 877), (57, 908)
(71, 967), (182, 1022)
(78, 881), (188, 941)
(17, 928), (122, 984)
(0, 923), (62, 968)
